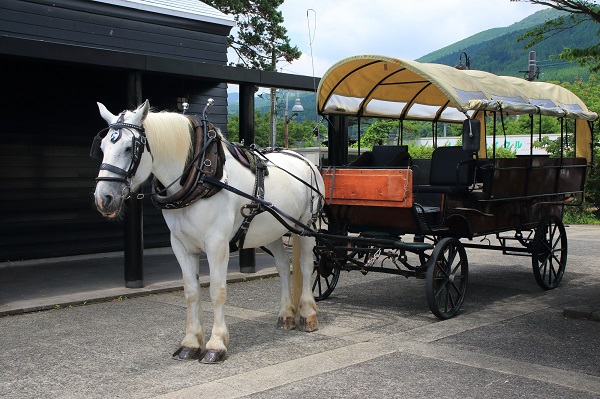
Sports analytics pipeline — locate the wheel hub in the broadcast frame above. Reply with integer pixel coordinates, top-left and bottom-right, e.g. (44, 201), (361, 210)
(317, 255), (334, 278)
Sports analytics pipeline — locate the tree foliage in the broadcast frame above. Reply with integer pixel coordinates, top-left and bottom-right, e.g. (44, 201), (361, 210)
(204, 0), (301, 70)
(226, 112), (323, 148)
(512, 0), (600, 72)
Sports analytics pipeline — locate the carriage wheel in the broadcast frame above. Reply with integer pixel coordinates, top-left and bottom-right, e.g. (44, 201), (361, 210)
(425, 237), (468, 319)
(312, 252), (340, 301)
(531, 216), (567, 290)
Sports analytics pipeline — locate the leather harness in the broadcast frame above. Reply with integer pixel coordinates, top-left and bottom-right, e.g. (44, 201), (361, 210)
(149, 115), (270, 251)
(151, 115), (225, 209)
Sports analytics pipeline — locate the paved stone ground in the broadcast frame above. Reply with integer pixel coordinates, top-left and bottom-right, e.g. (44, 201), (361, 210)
(0, 225), (599, 398)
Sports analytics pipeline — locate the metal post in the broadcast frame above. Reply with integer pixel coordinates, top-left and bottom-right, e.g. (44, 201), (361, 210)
(284, 92), (290, 149)
(327, 115), (349, 166)
(124, 71), (144, 288)
(238, 83), (256, 273)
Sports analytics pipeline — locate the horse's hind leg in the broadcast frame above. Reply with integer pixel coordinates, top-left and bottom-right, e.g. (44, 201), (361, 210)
(264, 238), (296, 330)
(171, 236), (205, 361)
(294, 235), (319, 332)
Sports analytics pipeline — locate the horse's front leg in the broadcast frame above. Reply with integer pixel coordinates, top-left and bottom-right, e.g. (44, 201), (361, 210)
(171, 235), (205, 361)
(202, 242), (230, 363)
(265, 238), (296, 330)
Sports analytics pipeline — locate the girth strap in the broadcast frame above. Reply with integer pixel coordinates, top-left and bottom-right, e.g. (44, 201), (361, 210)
(229, 150), (269, 253)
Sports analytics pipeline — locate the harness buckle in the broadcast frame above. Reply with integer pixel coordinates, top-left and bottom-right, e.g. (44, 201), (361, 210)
(241, 203), (260, 217)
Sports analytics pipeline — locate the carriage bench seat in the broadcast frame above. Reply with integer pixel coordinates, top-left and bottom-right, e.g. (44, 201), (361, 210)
(414, 146), (476, 194)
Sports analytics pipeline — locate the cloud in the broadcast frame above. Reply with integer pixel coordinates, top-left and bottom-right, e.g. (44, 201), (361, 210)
(275, 0), (546, 76)
(225, 0), (546, 92)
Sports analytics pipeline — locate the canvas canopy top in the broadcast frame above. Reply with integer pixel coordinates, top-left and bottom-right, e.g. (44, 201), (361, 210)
(317, 55), (597, 122)
(317, 55), (598, 160)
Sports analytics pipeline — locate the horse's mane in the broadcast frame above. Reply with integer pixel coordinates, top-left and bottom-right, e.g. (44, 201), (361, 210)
(142, 111), (225, 163)
(143, 112), (193, 162)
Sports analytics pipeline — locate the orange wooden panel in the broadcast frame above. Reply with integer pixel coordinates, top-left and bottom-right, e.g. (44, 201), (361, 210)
(322, 168), (413, 207)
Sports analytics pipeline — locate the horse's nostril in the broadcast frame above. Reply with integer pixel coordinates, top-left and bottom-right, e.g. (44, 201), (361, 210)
(104, 194), (113, 208)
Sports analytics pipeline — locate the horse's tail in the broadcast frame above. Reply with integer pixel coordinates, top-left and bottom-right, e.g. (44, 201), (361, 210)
(291, 233), (302, 310)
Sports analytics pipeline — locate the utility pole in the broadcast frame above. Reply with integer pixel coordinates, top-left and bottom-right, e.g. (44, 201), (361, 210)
(528, 51), (537, 81)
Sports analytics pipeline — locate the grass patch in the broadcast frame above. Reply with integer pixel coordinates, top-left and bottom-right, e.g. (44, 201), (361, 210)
(563, 207), (600, 225)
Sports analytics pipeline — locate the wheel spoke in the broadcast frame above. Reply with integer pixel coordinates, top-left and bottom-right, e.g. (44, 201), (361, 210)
(445, 246), (457, 267)
(313, 273), (321, 294)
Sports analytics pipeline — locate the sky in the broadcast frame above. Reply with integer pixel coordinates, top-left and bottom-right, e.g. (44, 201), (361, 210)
(227, 0), (548, 91)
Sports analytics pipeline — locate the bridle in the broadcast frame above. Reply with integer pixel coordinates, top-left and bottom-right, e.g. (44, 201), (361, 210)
(90, 110), (151, 198)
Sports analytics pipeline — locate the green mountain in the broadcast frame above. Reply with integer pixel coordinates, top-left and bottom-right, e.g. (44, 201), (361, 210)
(418, 8), (567, 63)
(418, 8), (593, 82)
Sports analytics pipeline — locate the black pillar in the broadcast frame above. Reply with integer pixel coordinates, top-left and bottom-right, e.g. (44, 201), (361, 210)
(327, 115), (349, 166)
(124, 196), (144, 288)
(238, 83), (256, 273)
(124, 71), (144, 288)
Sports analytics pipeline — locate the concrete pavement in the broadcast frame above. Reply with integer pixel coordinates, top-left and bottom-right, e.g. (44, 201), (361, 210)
(1, 225), (599, 398)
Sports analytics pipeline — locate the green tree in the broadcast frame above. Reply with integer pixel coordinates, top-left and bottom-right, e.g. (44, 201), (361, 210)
(226, 111), (324, 148)
(561, 74), (600, 111)
(204, 0), (301, 70)
(204, 0), (302, 145)
(352, 119), (397, 149)
(512, 0), (600, 72)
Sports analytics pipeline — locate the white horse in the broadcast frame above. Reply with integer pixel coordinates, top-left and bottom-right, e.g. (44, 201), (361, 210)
(92, 100), (324, 363)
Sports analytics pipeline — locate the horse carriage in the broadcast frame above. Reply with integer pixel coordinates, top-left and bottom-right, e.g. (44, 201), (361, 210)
(311, 55), (598, 319)
(90, 55), (596, 362)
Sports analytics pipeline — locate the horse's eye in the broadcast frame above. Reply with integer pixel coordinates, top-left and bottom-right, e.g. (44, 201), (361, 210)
(125, 146), (132, 153)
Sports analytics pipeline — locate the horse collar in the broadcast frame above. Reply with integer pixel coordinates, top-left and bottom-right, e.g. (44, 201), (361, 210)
(151, 115), (225, 209)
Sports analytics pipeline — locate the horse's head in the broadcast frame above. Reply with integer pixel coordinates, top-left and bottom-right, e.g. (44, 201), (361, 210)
(92, 100), (153, 219)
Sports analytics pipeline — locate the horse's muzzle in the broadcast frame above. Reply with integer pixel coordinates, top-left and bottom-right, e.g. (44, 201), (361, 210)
(94, 182), (129, 219)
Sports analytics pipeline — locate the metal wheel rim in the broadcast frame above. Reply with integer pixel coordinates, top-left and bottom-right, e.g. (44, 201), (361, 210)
(426, 237), (468, 319)
(532, 216), (567, 290)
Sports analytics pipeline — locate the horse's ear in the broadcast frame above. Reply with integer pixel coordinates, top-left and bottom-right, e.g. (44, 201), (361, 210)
(130, 100), (150, 126)
(97, 102), (117, 124)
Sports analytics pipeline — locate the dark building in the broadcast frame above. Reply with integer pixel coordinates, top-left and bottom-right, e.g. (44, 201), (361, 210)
(0, 0), (235, 261)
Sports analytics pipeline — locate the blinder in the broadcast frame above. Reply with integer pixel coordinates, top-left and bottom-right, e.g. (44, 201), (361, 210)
(90, 128), (108, 160)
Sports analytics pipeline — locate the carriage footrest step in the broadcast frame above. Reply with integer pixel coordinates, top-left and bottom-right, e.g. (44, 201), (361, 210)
(391, 241), (434, 251)
(360, 231), (399, 240)
(414, 204), (441, 232)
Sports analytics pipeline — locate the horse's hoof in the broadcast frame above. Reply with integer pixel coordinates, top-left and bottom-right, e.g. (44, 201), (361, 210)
(298, 315), (319, 332)
(173, 346), (203, 361)
(277, 316), (296, 330)
(201, 350), (226, 364)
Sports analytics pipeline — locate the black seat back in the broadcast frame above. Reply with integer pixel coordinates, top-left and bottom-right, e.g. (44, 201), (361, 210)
(430, 146), (475, 187)
(350, 145), (410, 167)
(371, 145), (410, 167)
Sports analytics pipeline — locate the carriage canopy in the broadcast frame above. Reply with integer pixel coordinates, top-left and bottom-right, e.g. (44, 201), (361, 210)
(317, 55), (598, 159)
